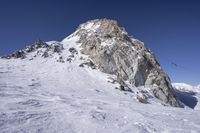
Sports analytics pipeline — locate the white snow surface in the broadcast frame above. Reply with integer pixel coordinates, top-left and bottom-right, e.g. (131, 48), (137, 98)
(79, 21), (100, 32)
(0, 37), (200, 133)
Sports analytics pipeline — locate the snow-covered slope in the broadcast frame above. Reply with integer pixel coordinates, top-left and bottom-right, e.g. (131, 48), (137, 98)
(0, 36), (199, 132)
(0, 19), (200, 132)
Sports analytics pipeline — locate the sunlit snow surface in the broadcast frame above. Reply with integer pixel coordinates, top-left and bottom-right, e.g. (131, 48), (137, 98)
(0, 38), (200, 133)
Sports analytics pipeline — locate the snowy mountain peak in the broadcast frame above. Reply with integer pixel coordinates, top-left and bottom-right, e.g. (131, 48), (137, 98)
(65, 19), (180, 107)
(63, 19), (139, 46)
(1, 19), (181, 107)
(1, 19), (200, 132)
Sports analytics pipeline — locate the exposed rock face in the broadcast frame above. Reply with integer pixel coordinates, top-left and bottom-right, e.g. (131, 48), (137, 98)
(75, 19), (180, 107)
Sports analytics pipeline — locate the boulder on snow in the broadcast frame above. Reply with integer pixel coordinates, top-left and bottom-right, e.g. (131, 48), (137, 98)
(136, 92), (148, 104)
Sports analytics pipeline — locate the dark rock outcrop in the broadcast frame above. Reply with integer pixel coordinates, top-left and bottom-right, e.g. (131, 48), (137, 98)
(3, 39), (63, 59)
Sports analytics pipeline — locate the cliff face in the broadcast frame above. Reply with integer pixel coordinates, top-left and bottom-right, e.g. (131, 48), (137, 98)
(74, 19), (180, 107)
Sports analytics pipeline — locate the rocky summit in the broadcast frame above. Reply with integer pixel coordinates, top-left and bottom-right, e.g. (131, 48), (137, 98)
(73, 19), (180, 107)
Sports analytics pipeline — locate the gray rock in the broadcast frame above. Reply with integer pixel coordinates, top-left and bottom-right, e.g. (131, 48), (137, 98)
(137, 92), (148, 104)
(57, 56), (65, 63)
(69, 47), (78, 55)
(42, 51), (49, 58)
(11, 50), (26, 58)
(50, 42), (63, 53)
(79, 60), (96, 69)
(76, 19), (180, 107)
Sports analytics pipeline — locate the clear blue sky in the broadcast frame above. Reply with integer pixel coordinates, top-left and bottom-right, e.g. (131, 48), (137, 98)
(0, 0), (199, 85)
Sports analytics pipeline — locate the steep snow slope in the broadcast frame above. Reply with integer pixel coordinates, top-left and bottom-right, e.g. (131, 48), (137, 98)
(0, 36), (200, 133)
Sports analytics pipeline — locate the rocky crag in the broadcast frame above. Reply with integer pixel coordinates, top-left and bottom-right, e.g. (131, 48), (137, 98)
(73, 19), (180, 107)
